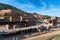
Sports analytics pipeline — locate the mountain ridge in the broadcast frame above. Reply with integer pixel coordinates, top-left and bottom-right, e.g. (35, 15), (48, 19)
(0, 3), (58, 19)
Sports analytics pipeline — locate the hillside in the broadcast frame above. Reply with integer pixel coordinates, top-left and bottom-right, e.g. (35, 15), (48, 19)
(0, 3), (58, 19)
(0, 3), (27, 13)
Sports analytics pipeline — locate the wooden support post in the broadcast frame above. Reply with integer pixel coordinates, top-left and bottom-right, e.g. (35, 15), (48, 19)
(10, 16), (12, 21)
(5, 25), (9, 29)
(20, 16), (22, 21)
(13, 24), (16, 29)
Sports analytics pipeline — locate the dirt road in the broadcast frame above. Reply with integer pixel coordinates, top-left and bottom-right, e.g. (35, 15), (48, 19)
(22, 30), (60, 40)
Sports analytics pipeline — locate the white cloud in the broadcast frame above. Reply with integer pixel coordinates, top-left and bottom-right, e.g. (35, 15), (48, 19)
(0, 0), (36, 9)
(35, 0), (60, 17)
(19, 3), (36, 8)
(38, 6), (60, 17)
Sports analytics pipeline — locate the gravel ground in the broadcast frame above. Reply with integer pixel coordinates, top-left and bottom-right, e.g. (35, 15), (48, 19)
(21, 29), (60, 40)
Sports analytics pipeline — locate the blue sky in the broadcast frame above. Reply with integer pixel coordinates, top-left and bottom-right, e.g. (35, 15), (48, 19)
(0, 0), (60, 17)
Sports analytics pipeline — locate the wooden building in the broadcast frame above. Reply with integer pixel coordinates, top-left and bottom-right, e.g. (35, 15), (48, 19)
(0, 9), (37, 29)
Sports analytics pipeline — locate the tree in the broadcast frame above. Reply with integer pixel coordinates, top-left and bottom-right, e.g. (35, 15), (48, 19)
(45, 15), (51, 19)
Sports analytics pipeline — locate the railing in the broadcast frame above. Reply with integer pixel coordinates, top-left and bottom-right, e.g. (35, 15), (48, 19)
(0, 24), (59, 35)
